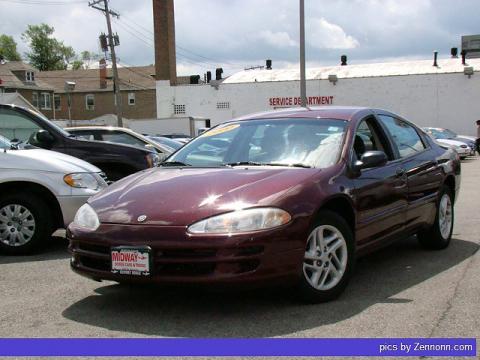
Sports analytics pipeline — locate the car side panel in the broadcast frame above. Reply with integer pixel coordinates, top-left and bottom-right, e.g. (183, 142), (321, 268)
(352, 162), (408, 247)
(401, 150), (444, 231)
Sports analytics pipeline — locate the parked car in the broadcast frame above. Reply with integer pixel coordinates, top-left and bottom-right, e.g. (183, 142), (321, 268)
(146, 136), (183, 153)
(0, 104), (160, 181)
(68, 107), (460, 303)
(0, 134), (107, 254)
(67, 126), (173, 158)
(423, 127), (475, 157)
(158, 133), (192, 144)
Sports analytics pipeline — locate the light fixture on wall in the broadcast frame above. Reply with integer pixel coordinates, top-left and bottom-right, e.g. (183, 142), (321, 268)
(328, 74), (338, 85)
(464, 66), (474, 78)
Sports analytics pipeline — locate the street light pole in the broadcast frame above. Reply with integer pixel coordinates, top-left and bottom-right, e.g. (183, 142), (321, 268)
(299, 0), (307, 107)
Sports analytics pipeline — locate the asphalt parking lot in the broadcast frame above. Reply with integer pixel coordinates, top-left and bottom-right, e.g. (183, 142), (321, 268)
(1, 159), (479, 343)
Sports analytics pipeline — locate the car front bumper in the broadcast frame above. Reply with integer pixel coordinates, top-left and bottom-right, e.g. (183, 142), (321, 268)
(67, 221), (307, 287)
(57, 195), (92, 227)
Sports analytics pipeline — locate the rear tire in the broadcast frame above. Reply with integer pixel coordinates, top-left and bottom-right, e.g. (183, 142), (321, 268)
(296, 210), (355, 303)
(0, 193), (52, 255)
(417, 186), (454, 250)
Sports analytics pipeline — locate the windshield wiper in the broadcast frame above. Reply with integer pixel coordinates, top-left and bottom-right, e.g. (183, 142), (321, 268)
(224, 161), (311, 168)
(160, 161), (191, 167)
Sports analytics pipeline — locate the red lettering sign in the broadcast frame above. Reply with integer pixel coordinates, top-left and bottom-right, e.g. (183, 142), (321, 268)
(268, 96), (334, 107)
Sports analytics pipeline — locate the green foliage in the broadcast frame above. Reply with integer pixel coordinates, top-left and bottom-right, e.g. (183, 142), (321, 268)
(71, 60), (84, 70)
(0, 34), (21, 61)
(21, 24), (76, 71)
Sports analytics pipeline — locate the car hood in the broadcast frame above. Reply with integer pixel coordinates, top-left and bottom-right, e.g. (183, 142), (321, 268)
(457, 135), (476, 141)
(89, 167), (318, 226)
(4, 148), (101, 173)
(435, 139), (467, 147)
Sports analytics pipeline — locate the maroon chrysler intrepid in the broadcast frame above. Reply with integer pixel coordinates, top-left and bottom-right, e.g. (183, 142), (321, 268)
(68, 107), (461, 302)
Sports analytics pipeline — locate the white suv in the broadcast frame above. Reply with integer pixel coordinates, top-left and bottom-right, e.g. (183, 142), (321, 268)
(0, 135), (107, 254)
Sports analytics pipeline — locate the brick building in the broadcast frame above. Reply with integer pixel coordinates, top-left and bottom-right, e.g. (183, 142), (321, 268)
(0, 61), (55, 118)
(36, 64), (157, 121)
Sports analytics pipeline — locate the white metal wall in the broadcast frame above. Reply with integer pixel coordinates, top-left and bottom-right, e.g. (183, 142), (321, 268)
(157, 72), (480, 136)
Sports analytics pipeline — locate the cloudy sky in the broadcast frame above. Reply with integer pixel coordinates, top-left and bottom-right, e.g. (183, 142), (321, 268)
(0, 0), (478, 76)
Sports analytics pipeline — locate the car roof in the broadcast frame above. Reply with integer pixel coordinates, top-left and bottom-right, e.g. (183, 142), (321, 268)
(66, 126), (133, 132)
(230, 106), (371, 122)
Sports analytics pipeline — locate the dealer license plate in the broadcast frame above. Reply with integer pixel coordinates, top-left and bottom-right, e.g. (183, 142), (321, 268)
(111, 247), (151, 276)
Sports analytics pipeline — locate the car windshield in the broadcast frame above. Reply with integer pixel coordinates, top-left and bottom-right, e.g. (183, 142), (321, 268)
(428, 128), (451, 139)
(165, 118), (347, 168)
(443, 129), (458, 138)
(148, 136), (183, 151)
(24, 108), (72, 138)
(0, 134), (11, 149)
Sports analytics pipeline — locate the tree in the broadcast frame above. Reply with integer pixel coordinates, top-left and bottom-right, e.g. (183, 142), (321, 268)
(21, 24), (76, 70)
(71, 60), (84, 70)
(0, 34), (21, 61)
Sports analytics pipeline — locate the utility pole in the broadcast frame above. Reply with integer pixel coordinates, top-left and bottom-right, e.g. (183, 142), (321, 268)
(89, 0), (123, 127)
(299, 0), (307, 107)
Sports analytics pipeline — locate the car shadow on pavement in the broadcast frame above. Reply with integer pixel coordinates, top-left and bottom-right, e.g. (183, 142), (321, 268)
(62, 236), (478, 337)
(0, 236), (70, 264)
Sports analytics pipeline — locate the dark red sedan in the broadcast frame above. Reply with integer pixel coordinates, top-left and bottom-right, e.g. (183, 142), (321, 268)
(68, 107), (460, 302)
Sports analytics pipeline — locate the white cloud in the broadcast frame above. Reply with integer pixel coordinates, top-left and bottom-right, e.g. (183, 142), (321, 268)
(257, 30), (297, 48)
(307, 18), (359, 50)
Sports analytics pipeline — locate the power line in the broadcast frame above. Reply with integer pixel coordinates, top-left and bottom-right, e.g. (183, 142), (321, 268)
(120, 13), (246, 69)
(112, 18), (230, 70)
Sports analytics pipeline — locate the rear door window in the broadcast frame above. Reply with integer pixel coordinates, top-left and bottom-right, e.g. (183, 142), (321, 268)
(378, 115), (426, 158)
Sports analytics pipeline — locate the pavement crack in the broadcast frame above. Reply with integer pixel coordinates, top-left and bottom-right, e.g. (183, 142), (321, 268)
(427, 245), (479, 337)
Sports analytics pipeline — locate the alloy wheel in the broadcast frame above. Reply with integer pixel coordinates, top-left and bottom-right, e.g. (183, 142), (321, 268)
(438, 194), (453, 239)
(0, 204), (36, 247)
(303, 224), (348, 291)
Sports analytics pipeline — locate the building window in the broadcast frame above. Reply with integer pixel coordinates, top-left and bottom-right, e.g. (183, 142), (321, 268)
(32, 92), (39, 108)
(26, 71), (35, 83)
(85, 94), (95, 110)
(54, 94), (61, 111)
(128, 92), (135, 106)
(174, 104), (186, 115)
(217, 101), (230, 109)
(40, 93), (51, 110)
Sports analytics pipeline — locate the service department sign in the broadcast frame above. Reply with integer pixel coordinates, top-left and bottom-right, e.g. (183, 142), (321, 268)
(269, 96), (334, 107)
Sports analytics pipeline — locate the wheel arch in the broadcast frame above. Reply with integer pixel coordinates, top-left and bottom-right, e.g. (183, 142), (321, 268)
(443, 175), (456, 201)
(315, 195), (356, 235)
(0, 181), (63, 230)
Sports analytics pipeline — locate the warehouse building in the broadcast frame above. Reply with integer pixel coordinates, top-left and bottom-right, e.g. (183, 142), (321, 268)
(153, 0), (480, 136)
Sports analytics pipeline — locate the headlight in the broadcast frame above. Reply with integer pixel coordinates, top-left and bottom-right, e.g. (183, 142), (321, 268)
(146, 153), (160, 167)
(64, 173), (103, 190)
(188, 207), (291, 234)
(73, 203), (100, 230)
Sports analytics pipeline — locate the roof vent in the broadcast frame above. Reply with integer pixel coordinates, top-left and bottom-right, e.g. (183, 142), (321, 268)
(433, 51), (438, 67)
(190, 75), (200, 84)
(341, 55), (347, 66)
(451, 47), (458, 58)
(215, 68), (223, 80)
(266, 59), (272, 70)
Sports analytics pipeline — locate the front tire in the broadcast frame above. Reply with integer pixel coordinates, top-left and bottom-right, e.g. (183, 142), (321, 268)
(0, 193), (52, 255)
(297, 210), (355, 303)
(417, 186), (454, 250)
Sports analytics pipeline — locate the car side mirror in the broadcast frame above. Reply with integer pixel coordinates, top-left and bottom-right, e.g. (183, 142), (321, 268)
(354, 150), (388, 171)
(29, 130), (55, 147)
